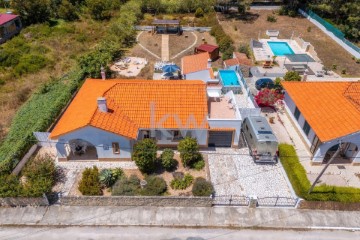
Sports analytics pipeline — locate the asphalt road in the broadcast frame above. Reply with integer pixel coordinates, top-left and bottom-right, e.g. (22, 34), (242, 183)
(0, 226), (358, 240)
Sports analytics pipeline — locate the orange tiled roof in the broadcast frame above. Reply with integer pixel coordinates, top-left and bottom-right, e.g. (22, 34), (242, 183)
(234, 52), (253, 66)
(50, 79), (208, 139)
(282, 81), (360, 142)
(182, 52), (210, 74)
(224, 58), (239, 67)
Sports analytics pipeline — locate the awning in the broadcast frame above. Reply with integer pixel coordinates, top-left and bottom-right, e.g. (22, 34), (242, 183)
(207, 89), (221, 98)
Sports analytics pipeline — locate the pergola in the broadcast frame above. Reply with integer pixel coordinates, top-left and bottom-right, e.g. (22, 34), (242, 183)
(151, 19), (182, 35)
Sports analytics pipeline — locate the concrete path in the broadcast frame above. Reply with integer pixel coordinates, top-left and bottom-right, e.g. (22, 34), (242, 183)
(1, 226), (358, 240)
(1, 206), (360, 230)
(161, 34), (169, 61)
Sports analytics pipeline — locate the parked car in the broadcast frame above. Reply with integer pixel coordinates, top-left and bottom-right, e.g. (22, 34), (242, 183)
(242, 116), (278, 163)
(255, 78), (274, 90)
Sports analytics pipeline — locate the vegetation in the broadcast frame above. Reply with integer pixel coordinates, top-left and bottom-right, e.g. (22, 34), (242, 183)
(283, 71), (301, 81)
(78, 166), (102, 196)
(112, 175), (141, 196)
(99, 168), (124, 188)
(0, 154), (57, 197)
(192, 177), (214, 196)
(267, 15), (277, 22)
(160, 148), (177, 171)
(140, 0), (216, 14)
(279, 144), (360, 202)
(238, 44), (251, 58)
(132, 139), (158, 174)
(255, 88), (284, 107)
(177, 137), (203, 168)
(139, 175), (167, 196)
(210, 21), (235, 60)
(170, 173), (194, 190)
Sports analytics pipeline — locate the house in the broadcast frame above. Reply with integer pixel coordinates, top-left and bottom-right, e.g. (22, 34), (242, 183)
(282, 81), (360, 165)
(181, 52), (215, 83)
(195, 44), (219, 61)
(223, 52), (252, 77)
(49, 79), (245, 161)
(0, 14), (22, 44)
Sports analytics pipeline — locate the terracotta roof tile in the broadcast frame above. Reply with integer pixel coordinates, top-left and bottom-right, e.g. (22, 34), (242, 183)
(196, 44), (219, 53)
(50, 79), (208, 139)
(234, 52), (253, 66)
(182, 52), (210, 74)
(224, 58), (239, 67)
(282, 81), (360, 142)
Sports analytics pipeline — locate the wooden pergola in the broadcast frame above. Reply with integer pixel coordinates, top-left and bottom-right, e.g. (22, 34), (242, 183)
(151, 19), (182, 35)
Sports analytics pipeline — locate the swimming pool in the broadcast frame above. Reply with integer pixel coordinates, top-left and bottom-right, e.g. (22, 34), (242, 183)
(268, 41), (295, 56)
(219, 70), (240, 86)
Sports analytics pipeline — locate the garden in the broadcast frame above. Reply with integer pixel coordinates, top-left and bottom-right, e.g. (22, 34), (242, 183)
(76, 138), (214, 197)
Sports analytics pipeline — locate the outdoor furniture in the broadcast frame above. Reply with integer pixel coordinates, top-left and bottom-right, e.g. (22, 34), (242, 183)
(315, 70), (325, 77)
(263, 61), (272, 68)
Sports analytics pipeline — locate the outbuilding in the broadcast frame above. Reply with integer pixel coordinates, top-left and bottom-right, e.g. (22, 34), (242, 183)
(195, 44), (220, 61)
(0, 13), (22, 44)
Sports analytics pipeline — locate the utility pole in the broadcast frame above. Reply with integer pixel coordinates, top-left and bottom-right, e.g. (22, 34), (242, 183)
(308, 142), (342, 194)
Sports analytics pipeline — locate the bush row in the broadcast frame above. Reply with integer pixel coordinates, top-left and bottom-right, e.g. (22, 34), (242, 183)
(279, 143), (360, 202)
(209, 13), (234, 60)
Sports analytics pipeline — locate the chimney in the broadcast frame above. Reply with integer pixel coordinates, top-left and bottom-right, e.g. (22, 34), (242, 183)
(207, 59), (212, 69)
(97, 97), (108, 112)
(303, 69), (309, 82)
(100, 66), (106, 80)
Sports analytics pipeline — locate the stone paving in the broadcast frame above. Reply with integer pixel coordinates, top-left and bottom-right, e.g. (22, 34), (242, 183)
(207, 148), (295, 198)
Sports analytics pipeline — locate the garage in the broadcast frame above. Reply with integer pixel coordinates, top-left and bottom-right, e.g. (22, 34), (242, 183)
(208, 131), (233, 147)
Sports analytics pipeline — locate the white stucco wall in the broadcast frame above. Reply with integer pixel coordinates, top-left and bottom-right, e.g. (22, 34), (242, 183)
(184, 70), (210, 82)
(138, 129), (208, 146)
(55, 126), (133, 160)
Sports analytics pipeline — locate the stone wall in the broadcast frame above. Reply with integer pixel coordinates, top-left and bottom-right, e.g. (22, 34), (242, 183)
(61, 196), (212, 207)
(0, 195), (49, 207)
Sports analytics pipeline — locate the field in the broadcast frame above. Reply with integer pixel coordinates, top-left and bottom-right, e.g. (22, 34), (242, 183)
(0, 17), (113, 141)
(218, 10), (360, 76)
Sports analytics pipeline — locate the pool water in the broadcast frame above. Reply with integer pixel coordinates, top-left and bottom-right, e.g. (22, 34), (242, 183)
(268, 41), (294, 56)
(219, 70), (240, 86)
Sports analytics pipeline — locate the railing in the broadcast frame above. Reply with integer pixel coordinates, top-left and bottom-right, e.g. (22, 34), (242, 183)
(212, 195), (249, 206)
(134, 26), (211, 32)
(257, 196), (299, 207)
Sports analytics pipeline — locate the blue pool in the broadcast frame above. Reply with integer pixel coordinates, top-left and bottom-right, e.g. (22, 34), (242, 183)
(219, 70), (240, 86)
(268, 41), (294, 56)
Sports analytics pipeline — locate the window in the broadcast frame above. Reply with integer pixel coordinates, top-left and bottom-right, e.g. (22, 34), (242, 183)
(303, 120), (310, 136)
(142, 130), (150, 139)
(112, 142), (120, 154)
(173, 130), (182, 140)
(294, 107), (300, 120)
(310, 135), (320, 153)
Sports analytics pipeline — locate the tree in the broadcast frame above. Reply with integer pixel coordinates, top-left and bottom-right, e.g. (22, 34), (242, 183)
(283, 71), (301, 81)
(132, 139), (158, 174)
(160, 148), (177, 171)
(177, 137), (201, 168)
(86, 0), (113, 20)
(11, 0), (52, 25)
(58, 0), (79, 21)
(255, 88), (284, 107)
(195, 7), (204, 18)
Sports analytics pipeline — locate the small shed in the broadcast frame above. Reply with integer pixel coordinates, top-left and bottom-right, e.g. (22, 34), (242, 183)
(0, 14), (22, 44)
(151, 19), (182, 35)
(195, 44), (219, 61)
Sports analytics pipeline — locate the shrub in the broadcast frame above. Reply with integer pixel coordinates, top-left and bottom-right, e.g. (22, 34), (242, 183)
(14, 54), (48, 76)
(170, 173), (193, 190)
(267, 15), (277, 22)
(195, 8), (204, 18)
(99, 168), (123, 187)
(283, 71), (301, 81)
(178, 137), (202, 168)
(255, 88), (284, 107)
(192, 177), (214, 196)
(341, 69), (347, 74)
(332, 64), (337, 70)
(238, 44), (250, 58)
(307, 26), (312, 32)
(86, 0), (113, 20)
(140, 175), (167, 196)
(132, 139), (158, 174)
(161, 148), (177, 171)
(112, 175), (140, 196)
(192, 159), (205, 171)
(288, 10), (297, 17)
(274, 77), (283, 91)
(58, 0), (79, 21)
(78, 166), (102, 196)
(0, 174), (23, 197)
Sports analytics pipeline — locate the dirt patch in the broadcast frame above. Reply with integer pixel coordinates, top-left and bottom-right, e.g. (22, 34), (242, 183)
(219, 11), (360, 76)
(299, 200), (360, 211)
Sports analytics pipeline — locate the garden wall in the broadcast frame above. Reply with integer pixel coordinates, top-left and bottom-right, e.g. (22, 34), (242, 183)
(61, 196), (212, 207)
(0, 194), (49, 207)
(299, 201), (360, 211)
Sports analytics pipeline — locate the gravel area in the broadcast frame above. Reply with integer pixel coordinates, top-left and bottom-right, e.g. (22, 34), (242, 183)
(207, 148), (294, 198)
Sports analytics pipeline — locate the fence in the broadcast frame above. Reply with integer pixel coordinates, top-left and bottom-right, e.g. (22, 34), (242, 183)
(135, 26), (211, 32)
(299, 9), (360, 59)
(257, 196), (299, 207)
(212, 195), (249, 206)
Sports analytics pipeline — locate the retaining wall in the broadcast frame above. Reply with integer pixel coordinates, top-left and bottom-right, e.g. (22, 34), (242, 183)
(61, 196), (212, 207)
(0, 194), (49, 207)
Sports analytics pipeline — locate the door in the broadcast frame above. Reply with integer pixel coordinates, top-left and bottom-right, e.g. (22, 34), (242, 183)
(208, 131), (233, 147)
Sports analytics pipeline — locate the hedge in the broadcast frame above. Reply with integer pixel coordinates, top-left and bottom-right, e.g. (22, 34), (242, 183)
(279, 143), (360, 202)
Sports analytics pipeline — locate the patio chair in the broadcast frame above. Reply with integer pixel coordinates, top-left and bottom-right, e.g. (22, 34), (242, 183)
(263, 61), (272, 68)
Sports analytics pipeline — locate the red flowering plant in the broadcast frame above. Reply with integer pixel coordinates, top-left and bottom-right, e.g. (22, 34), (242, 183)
(255, 88), (284, 108)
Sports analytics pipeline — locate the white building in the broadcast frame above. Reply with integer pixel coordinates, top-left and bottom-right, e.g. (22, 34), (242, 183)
(283, 81), (360, 164)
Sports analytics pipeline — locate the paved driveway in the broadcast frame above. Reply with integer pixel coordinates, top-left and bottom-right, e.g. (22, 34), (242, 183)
(207, 148), (295, 198)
